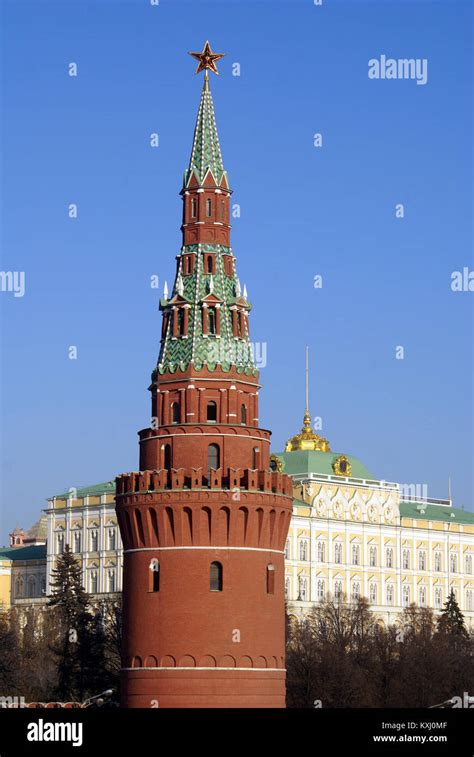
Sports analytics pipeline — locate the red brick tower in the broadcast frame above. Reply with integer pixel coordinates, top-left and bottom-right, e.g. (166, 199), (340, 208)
(116, 42), (293, 708)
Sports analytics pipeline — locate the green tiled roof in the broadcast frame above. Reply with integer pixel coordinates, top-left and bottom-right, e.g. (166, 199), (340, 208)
(51, 481), (116, 499)
(0, 545), (46, 561)
(275, 450), (375, 480)
(400, 500), (474, 525)
(156, 78), (255, 376)
(184, 78), (228, 188)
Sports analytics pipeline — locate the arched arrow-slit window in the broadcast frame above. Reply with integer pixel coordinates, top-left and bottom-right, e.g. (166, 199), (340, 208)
(210, 561), (223, 591)
(208, 443), (220, 473)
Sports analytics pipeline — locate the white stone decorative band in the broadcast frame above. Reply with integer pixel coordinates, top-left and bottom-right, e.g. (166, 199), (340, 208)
(124, 546), (284, 554)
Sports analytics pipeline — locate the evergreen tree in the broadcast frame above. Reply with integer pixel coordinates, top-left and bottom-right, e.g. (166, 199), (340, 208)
(47, 545), (91, 701)
(48, 544), (89, 623)
(437, 590), (469, 639)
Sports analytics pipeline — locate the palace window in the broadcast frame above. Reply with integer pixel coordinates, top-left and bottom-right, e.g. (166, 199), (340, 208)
(386, 547), (393, 568)
(285, 539), (290, 559)
(465, 554), (472, 574)
(317, 541), (325, 562)
(352, 544), (360, 566)
(369, 582), (377, 604)
(210, 561), (223, 591)
(299, 539), (308, 561)
(206, 401), (217, 422)
(28, 577), (36, 598)
(418, 550), (426, 571)
(107, 569), (116, 593)
(57, 533), (64, 555)
(90, 530), (98, 552)
(402, 585), (410, 606)
(402, 549), (410, 570)
(208, 443), (220, 473)
(108, 528), (116, 551)
(317, 580), (325, 601)
(434, 552), (441, 571)
(435, 587), (442, 608)
(73, 531), (81, 554)
(466, 589), (473, 612)
(369, 546), (377, 567)
(285, 577), (290, 599)
(334, 580), (343, 602)
(90, 570), (98, 594)
(334, 543), (342, 564)
(298, 577), (307, 601)
(450, 554), (458, 573)
(386, 584), (394, 605)
(419, 586), (427, 606)
(352, 581), (360, 601)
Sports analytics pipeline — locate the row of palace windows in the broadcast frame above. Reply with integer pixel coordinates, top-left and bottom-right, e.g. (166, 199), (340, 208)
(288, 540), (473, 573)
(56, 529), (117, 554)
(148, 560), (275, 594)
(287, 579), (474, 610)
(14, 575), (46, 598)
(169, 400), (248, 425)
(87, 569), (117, 594)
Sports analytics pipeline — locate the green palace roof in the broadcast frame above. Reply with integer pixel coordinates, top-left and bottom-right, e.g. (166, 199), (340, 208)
(275, 450), (375, 481)
(399, 500), (474, 525)
(51, 481), (116, 499)
(0, 545), (47, 561)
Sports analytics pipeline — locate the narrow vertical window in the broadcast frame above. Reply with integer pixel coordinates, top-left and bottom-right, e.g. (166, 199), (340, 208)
(177, 308), (185, 336)
(220, 199), (225, 220)
(191, 197), (197, 218)
(207, 401), (217, 422)
(266, 564), (275, 594)
(210, 561), (223, 591)
(207, 255), (213, 273)
(149, 559), (160, 592)
(171, 402), (180, 424)
(163, 444), (171, 470)
(208, 443), (220, 473)
(240, 404), (247, 425)
(208, 307), (216, 335)
(206, 198), (212, 217)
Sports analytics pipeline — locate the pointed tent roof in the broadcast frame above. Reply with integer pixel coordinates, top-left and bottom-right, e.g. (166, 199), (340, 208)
(184, 77), (229, 188)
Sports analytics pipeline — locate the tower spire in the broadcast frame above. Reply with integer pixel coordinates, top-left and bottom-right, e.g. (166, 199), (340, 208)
(156, 45), (254, 376)
(285, 348), (331, 452)
(305, 345), (309, 416)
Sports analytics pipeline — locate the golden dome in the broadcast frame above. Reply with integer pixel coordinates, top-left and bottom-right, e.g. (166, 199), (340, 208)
(285, 410), (331, 452)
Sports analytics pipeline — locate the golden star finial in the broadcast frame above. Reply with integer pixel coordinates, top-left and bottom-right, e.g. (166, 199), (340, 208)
(188, 40), (225, 76)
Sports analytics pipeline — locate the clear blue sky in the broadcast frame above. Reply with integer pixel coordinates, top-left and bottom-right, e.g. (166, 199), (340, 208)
(1, 0), (473, 544)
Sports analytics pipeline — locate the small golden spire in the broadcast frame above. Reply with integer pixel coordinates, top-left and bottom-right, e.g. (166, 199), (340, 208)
(285, 347), (331, 452)
(189, 41), (225, 76)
